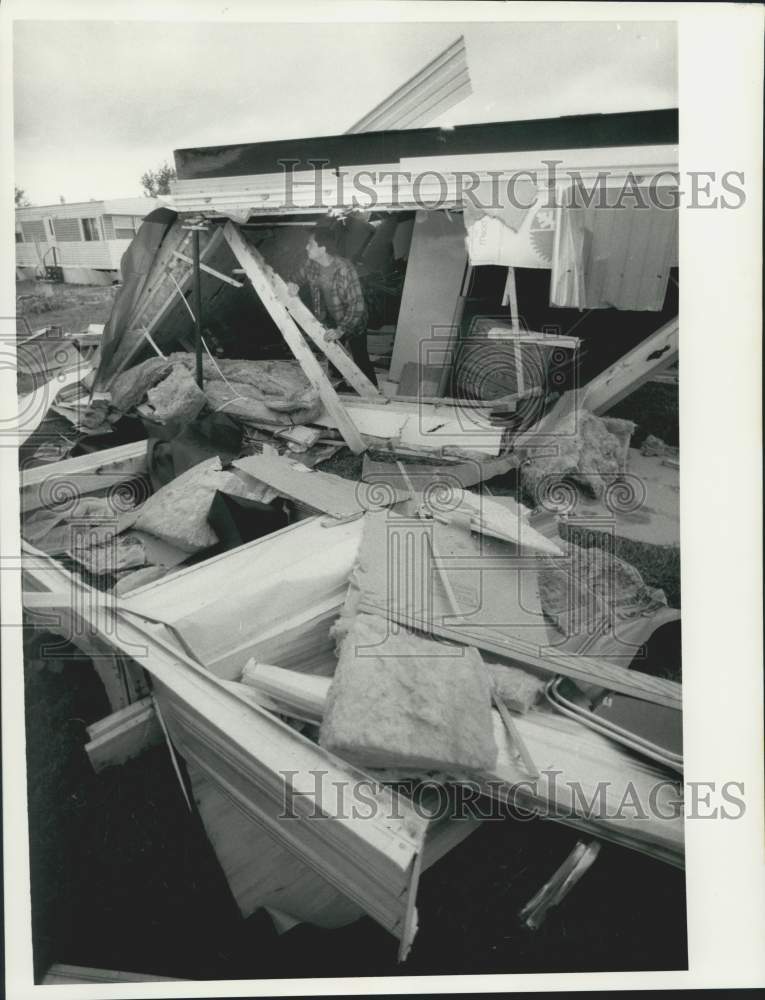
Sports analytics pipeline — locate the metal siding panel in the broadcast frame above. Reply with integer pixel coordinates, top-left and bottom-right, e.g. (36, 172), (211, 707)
(633, 211), (664, 309)
(604, 208), (635, 306)
(16, 244), (43, 266)
(394, 76), (473, 131)
(21, 219), (47, 242)
(578, 200), (678, 310)
(107, 239), (133, 270)
(641, 209), (676, 309)
(619, 206), (653, 310)
(583, 207), (612, 306)
(58, 242), (112, 268)
(347, 37), (469, 133)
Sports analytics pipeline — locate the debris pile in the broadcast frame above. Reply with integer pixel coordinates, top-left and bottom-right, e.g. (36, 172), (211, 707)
(18, 204), (682, 960)
(520, 408), (636, 505)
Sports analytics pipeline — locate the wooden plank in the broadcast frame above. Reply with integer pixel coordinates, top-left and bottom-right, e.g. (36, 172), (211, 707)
(342, 390), (523, 410)
(223, 221), (366, 454)
(389, 210), (468, 382)
(20, 439), (148, 514)
(581, 317), (679, 415)
(237, 662), (327, 723)
(172, 250), (244, 287)
(43, 964), (186, 984)
(233, 452), (377, 518)
(362, 453), (519, 489)
(313, 397), (506, 456)
(260, 249), (380, 399)
(84, 696), (162, 772)
(492, 689), (539, 779)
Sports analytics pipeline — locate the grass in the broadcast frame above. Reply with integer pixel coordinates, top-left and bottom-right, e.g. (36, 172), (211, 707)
(16, 279), (117, 337)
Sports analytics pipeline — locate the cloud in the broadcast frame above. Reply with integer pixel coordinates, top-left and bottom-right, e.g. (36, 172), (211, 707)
(13, 19), (676, 205)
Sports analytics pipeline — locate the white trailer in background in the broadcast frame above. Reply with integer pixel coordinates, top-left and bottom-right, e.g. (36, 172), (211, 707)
(15, 196), (158, 284)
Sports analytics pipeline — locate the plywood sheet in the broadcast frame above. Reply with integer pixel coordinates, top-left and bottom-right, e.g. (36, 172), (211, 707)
(389, 210), (468, 382)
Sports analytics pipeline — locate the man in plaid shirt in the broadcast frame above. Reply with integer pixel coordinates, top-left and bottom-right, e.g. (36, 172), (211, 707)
(289, 219), (377, 384)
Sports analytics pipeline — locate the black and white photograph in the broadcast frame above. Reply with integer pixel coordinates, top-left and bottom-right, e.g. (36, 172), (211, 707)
(1, 2), (763, 995)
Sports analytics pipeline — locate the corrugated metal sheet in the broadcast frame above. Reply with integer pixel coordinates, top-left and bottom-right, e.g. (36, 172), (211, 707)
(346, 36), (471, 133)
(52, 218), (82, 242)
(552, 190), (678, 311)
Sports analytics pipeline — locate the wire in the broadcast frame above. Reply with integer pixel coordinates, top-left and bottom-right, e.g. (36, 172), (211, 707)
(167, 268), (246, 409)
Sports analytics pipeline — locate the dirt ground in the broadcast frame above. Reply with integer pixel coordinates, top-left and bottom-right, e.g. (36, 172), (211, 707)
(18, 279), (686, 983)
(16, 279), (117, 338)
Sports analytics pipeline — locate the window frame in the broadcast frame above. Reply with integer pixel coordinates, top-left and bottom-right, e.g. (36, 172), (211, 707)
(81, 217), (102, 242)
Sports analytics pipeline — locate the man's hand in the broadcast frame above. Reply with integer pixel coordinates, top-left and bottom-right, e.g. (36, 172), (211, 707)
(286, 281), (299, 297)
(324, 328), (343, 343)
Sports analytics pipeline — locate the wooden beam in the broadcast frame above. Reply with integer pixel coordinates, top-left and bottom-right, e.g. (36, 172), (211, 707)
(582, 317), (679, 415)
(171, 250), (244, 287)
(223, 221), (367, 454)
(257, 248), (380, 399)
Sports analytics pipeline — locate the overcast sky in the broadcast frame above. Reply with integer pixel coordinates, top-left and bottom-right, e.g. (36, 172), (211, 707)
(14, 19), (677, 206)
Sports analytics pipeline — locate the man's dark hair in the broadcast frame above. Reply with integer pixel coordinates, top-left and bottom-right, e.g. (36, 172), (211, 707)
(312, 217), (340, 254)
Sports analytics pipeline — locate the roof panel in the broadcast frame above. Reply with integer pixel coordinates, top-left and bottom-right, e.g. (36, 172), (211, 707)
(173, 108), (679, 182)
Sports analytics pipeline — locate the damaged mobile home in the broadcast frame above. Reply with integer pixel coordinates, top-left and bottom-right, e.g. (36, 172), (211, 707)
(19, 96), (681, 959)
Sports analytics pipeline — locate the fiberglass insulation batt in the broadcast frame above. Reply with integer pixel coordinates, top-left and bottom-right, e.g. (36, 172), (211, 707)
(319, 612), (497, 773)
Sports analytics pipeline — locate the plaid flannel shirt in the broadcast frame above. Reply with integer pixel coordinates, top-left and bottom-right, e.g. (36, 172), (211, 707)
(297, 256), (368, 340)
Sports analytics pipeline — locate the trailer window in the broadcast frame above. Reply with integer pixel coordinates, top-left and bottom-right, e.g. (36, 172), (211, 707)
(81, 218), (101, 241)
